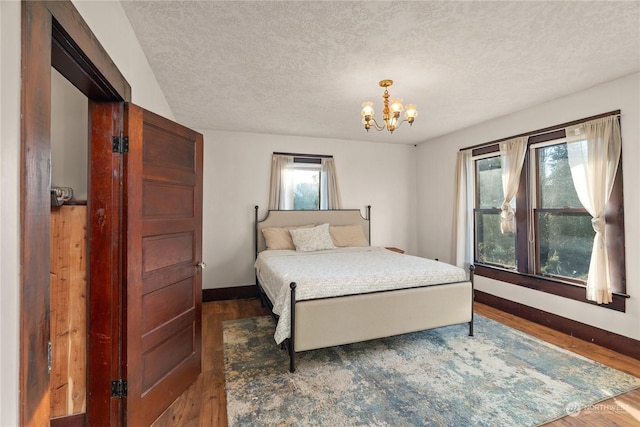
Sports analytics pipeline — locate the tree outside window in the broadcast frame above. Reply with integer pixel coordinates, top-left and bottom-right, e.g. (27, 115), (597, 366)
(535, 143), (593, 281)
(292, 166), (320, 210)
(474, 156), (515, 268)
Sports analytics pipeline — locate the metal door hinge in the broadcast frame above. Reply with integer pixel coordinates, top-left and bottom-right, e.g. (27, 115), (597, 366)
(111, 379), (128, 398)
(112, 135), (129, 153)
(47, 341), (52, 372)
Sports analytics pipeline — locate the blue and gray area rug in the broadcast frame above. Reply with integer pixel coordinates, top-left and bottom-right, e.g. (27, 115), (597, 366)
(223, 315), (640, 426)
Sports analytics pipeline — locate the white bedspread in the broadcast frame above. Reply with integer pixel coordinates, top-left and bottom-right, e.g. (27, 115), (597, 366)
(254, 246), (468, 344)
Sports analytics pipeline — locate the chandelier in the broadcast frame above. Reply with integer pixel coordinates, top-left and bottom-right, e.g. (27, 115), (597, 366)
(361, 79), (418, 133)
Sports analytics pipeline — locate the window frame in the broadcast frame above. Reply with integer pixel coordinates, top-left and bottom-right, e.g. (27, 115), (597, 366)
(272, 152), (334, 211)
(473, 153), (517, 269)
(530, 139), (593, 283)
(469, 114), (627, 311)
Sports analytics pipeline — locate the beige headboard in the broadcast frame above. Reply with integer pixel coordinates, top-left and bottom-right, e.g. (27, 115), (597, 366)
(254, 206), (371, 255)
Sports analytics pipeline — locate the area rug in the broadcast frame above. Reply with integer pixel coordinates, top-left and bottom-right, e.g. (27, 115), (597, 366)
(223, 315), (640, 426)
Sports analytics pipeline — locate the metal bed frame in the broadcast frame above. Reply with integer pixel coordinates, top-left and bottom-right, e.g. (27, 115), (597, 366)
(254, 205), (474, 372)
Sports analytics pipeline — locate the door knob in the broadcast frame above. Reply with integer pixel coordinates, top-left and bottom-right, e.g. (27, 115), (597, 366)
(196, 261), (207, 269)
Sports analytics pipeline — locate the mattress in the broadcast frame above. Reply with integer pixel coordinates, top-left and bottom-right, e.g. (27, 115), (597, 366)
(254, 246), (468, 344)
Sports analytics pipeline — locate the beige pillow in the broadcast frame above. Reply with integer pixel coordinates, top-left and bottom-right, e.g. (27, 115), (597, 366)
(262, 225), (314, 250)
(289, 223), (336, 252)
(329, 224), (369, 247)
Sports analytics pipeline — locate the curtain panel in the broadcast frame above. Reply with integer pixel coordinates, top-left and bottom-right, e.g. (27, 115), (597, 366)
(499, 137), (527, 234)
(320, 158), (342, 209)
(453, 150), (474, 272)
(566, 116), (622, 304)
(268, 155), (294, 210)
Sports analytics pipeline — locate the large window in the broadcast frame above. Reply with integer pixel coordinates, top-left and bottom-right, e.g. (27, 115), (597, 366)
(474, 156), (515, 268)
(533, 142), (593, 281)
(469, 113), (626, 309)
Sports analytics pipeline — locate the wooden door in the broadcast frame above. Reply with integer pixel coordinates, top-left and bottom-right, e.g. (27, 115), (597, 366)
(124, 104), (203, 426)
(88, 102), (203, 426)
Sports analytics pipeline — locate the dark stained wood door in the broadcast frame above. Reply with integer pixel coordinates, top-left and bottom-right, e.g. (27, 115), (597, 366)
(123, 103), (203, 426)
(88, 101), (203, 426)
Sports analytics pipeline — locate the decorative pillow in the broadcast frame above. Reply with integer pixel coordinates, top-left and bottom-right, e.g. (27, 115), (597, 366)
(289, 223), (336, 252)
(329, 224), (369, 247)
(262, 224), (314, 250)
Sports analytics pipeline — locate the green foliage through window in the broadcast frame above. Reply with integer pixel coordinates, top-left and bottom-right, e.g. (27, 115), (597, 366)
(292, 168), (320, 210)
(475, 156), (515, 268)
(473, 142), (596, 283)
(535, 143), (593, 281)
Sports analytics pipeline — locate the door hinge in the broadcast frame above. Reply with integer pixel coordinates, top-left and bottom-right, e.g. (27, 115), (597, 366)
(112, 135), (129, 153)
(47, 340), (52, 373)
(111, 379), (128, 398)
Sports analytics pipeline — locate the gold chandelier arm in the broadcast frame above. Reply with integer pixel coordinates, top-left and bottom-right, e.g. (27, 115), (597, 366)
(394, 119), (408, 129)
(367, 118), (386, 131)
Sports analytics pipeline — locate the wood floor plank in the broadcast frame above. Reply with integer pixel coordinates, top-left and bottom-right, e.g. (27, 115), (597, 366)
(152, 298), (640, 427)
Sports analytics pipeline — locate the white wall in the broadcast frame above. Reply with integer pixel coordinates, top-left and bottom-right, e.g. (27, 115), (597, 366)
(51, 68), (89, 200)
(200, 130), (417, 289)
(0, 2), (21, 425)
(0, 1), (174, 424)
(416, 73), (640, 341)
(71, 0), (174, 120)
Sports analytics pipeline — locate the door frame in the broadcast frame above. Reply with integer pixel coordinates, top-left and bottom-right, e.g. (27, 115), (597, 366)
(20, 1), (130, 425)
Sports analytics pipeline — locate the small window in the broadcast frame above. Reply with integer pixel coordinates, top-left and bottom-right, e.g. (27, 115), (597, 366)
(268, 153), (342, 210)
(291, 162), (321, 210)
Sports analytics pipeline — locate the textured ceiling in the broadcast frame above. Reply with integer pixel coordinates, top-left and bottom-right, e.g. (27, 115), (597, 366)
(120, 1), (640, 145)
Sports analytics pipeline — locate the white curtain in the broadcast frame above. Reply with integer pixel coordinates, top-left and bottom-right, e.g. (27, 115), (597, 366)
(320, 157), (342, 209)
(499, 137), (527, 234)
(453, 150), (474, 271)
(566, 116), (621, 304)
(268, 154), (294, 210)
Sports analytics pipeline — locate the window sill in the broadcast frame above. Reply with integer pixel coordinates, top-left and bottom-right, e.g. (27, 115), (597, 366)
(474, 264), (627, 312)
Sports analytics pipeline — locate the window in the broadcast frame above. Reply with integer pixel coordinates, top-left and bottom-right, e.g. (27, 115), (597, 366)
(268, 153), (342, 210)
(533, 142), (593, 281)
(474, 156), (515, 268)
(468, 112), (626, 309)
(291, 161), (321, 210)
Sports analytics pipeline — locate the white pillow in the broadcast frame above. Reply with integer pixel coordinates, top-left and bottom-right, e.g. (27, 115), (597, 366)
(289, 223), (336, 252)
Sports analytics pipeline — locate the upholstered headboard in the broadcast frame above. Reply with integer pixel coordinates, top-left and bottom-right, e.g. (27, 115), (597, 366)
(254, 206), (371, 256)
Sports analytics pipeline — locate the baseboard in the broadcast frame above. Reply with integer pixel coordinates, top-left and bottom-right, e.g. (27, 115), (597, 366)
(50, 413), (85, 427)
(202, 285), (259, 302)
(475, 290), (640, 361)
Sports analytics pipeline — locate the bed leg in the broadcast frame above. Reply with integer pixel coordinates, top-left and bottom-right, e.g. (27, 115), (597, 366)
(289, 282), (297, 373)
(289, 343), (296, 373)
(255, 278), (265, 307)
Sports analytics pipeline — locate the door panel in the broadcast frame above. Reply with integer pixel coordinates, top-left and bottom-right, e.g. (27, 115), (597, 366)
(142, 233), (195, 273)
(142, 279), (194, 333)
(143, 182), (195, 217)
(124, 104), (203, 426)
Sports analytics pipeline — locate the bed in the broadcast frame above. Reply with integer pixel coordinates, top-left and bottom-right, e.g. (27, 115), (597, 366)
(253, 206), (474, 372)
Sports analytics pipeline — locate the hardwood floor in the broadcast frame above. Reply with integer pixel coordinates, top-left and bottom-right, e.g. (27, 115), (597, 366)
(151, 299), (270, 427)
(152, 299), (640, 426)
